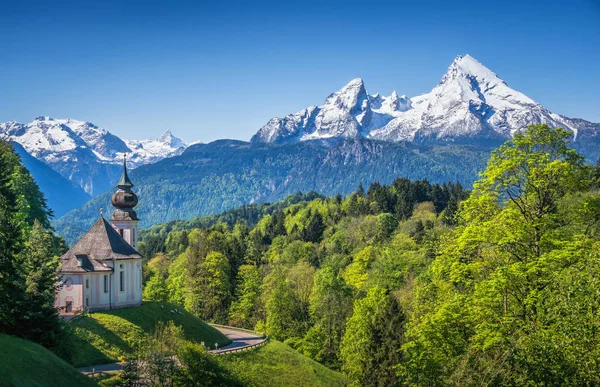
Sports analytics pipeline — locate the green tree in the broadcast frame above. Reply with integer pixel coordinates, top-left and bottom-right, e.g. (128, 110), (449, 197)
(302, 211), (326, 243)
(0, 141), (23, 337)
(400, 125), (599, 385)
(18, 220), (61, 347)
(228, 264), (262, 328)
(196, 252), (231, 323)
(261, 266), (306, 340)
(340, 286), (405, 386)
(301, 267), (353, 368)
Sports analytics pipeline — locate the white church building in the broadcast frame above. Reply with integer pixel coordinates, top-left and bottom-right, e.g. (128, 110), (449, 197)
(55, 157), (143, 313)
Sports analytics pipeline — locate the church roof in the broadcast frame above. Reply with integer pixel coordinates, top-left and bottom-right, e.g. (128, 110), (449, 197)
(60, 254), (113, 273)
(60, 217), (142, 265)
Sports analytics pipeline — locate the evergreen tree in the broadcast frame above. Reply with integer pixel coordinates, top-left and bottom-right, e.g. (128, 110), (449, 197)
(340, 286), (405, 386)
(302, 212), (326, 243)
(18, 220), (62, 347)
(0, 142), (22, 336)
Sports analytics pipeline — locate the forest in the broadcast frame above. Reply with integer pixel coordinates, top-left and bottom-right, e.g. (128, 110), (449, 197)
(139, 124), (600, 385)
(2, 124), (600, 386)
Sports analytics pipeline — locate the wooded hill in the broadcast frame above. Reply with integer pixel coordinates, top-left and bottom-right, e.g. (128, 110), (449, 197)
(139, 125), (600, 386)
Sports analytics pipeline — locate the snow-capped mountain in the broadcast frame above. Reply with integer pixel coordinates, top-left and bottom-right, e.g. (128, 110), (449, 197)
(0, 116), (187, 195)
(252, 55), (599, 145)
(124, 130), (187, 165)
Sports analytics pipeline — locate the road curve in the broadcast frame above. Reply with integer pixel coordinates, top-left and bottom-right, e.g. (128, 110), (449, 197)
(78, 325), (266, 375)
(210, 326), (266, 354)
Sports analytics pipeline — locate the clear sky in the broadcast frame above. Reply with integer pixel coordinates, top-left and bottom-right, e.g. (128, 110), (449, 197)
(1, 0), (599, 143)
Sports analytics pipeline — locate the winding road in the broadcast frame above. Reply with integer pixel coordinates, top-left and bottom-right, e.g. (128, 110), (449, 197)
(78, 325), (266, 375)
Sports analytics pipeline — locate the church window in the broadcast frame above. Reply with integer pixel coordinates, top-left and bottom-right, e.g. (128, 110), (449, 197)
(104, 275), (108, 293)
(120, 265), (125, 292)
(85, 278), (89, 289)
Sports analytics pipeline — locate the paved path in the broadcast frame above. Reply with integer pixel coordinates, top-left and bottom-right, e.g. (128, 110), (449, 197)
(79, 325), (266, 375)
(209, 327), (266, 354)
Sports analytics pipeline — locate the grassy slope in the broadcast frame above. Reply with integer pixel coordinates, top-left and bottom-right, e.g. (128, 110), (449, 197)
(69, 301), (231, 368)
(217, 341), (348, 387)
(0, 334), (96, 387)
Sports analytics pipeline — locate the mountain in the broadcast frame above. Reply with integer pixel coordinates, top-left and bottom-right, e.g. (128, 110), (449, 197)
(54, 54), (600, 243)
(53, 138), (490, 244)
(0, 116), (187, 196)
(252, 55), (600, 159)
(11, 142), (91, 218)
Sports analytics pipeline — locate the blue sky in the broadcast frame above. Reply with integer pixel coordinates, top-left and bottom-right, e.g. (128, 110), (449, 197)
(0, 0), (599, 143)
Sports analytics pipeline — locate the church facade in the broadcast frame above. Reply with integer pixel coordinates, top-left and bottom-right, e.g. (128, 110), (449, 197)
(55, 158), (143, 313)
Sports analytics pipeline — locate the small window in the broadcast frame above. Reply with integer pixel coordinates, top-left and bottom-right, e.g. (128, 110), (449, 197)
(120, 270), (125, 292)
(119, 229), (124, 237)
(85, 278), (89, 289)
(104, 275), (108, 293)
(85, 297), (89, 307)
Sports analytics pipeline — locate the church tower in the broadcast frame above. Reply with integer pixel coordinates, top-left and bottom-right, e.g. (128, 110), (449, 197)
(111, 155), (139, 249)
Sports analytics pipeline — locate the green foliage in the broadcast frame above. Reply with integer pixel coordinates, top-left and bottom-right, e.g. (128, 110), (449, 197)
(67, 301), (231, 367)
(400, 125), (600, 385)
(215, 340), (348, 387)
(340, 286), (405, 386)
(135, 172), (463, 382)
(0, 140), (64, 350)
(0, 333), (96, 387)
(229, 265), (263, 328)
(129, 124), (600, 385)
(54, 138), (489, 245)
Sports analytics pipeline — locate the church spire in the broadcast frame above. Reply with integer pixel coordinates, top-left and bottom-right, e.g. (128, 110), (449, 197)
(111, 153), (139, 222)
(111, 153), (140, 248)
(117, 154), (134, 189)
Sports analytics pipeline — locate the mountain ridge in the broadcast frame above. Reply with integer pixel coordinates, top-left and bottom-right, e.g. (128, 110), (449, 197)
(252, 54), (599, 147)
(0, 116), (188, 196)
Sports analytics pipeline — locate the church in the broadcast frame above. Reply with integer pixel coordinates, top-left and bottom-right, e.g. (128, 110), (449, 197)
(55, 157), (143, 313)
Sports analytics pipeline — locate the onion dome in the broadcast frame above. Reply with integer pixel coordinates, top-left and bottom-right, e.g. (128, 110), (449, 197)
(111, 155), (139, 221)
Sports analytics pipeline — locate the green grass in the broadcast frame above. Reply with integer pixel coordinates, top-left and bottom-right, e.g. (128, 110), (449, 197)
(216, 340), (348, 387)
(68, 301), (231, 368)
(0, 334), (96, 387)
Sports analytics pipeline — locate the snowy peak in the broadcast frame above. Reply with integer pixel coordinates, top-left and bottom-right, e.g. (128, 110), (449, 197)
(324, 78), (368, 113)
(0, 117), (189, 195)
(124, 130), (186, 166)
(157, 130), (186, 149)
(254, 54), (596, 145)
(441, 54), (502, 86)
(252, 78), (403, 143)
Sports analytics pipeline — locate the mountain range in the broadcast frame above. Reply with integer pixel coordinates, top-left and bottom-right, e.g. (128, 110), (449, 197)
(3, 54), (599, 241)
(252, 55), (600, 153)
(0, 116), (187, 215)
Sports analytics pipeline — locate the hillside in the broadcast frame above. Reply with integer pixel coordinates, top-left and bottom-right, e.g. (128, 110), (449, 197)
(0, 334), (96, 387)
(54, 138), (489, 244)
(217, 341), (347, 387)
(68, 301), (231, 368)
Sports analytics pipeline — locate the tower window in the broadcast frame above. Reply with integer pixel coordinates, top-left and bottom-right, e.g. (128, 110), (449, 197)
(104, 275), (108, 293)
(119, 229), (124, 238)
(86, 278), (89, 289)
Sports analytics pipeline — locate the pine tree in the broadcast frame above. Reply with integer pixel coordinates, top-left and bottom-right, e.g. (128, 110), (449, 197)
(18, 220), (62, 347)
(303, 212), (326, 243)
(0, 142), (23, 336)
